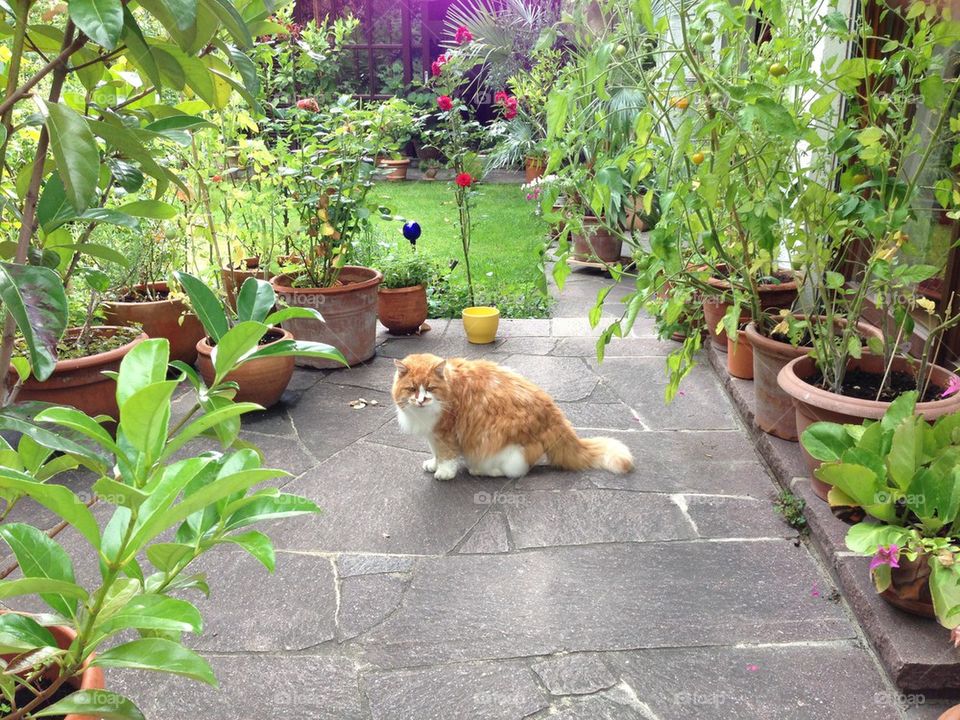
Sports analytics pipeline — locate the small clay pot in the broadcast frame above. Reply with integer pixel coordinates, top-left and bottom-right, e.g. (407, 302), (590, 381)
(102, 282), (203, 364)
(196, 327), (294, 408)
(378, 285), (428, 335)
(726, 328), (753, 380)
(524, 155), (546, 183)
(938, 704), (960, 720)
(12, 327), (146, 419)
(381, 158), (411, 181)
(702, 269), (799, 351)
(878, 552), (934, 619)
(572, 217), (623, 264)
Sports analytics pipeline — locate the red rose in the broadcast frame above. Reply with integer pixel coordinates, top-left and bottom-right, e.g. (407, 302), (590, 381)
(494, 91), (518, 120)
(455, 172), (473, 188)
(437, 95), (453, 111)
(296, 98), (320, 112)
(431, 53), (448, 77)
(454, 25), (473, 44)
(494, 90), (507, 104)
(211, 174), (222, 183)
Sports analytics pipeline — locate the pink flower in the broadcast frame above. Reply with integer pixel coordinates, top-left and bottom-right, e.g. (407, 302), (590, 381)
(746, 664), (759, 672)
(431, 54), (448, 77)
(869, 544), (900, 572)
(494, 91), (518, 120)
(455, 172), (473, 188)
(437, 95), (453, 111)
(494, 90), (508, 104)
(810, 583), (821, 598)
(943, 375), (960, 398)
(454, 25), (473, 44)
(296, 98), (319, 112)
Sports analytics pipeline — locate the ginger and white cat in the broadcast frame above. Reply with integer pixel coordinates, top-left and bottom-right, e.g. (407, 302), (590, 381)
(392, 353), (634, 480)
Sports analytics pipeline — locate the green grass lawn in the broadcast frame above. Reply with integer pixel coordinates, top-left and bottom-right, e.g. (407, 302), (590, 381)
(368, 181), (551, 318)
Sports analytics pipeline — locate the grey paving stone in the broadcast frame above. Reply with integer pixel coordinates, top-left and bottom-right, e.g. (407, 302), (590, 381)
(598, 357), (739, 430)
(445, 317), (552, 338)
(189, 550), (336, 653)
(338, 571), (408, 640)
(286, 382), (395, 461)
(553, 336), (674, 357)
(236, 403), (297, 436)
(363, 660), (548, 720)
(110, 655), (364, 720)
(547, 688), (646, 719)
(325, 354), (398, 393)
(499, 354), (598, 401)
(270, 441), (509, 554)
(338, 553), (415, 577)
(364, 413), (430, 453)
(358, 541), (855, 668)
(377, 333), (507, 360)
(551, 316), (658, 338)
(606, 644), (902, 720)
(496, 336), (558, 355)
(285, 366), (327, 392)
(239, 430), (318, 477)
(555, 401), (639, 430)
(457, 511), (511, 554)
(682, 494), (794, 539)
(503, 489), (695, 548)
(531, 653), (616, 695)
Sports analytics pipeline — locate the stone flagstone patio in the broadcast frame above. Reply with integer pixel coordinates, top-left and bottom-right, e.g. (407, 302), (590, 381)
(6, 268), (949, 719)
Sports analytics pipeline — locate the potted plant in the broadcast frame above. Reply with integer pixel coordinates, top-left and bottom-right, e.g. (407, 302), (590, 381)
(726, 323), (753, 381)
(176, 272), (346, 408)
(420, 158), (441, 181)
(377, 245), (441, 336)
(0, 338), (326, 718)
(377, 98), (419, 182)
(430, 51), (499, 343)
(807, 394), (960, 635)
(268, 96), (389, 367)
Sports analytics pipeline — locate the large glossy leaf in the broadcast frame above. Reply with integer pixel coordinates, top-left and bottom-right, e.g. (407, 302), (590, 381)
(0, 612), (58, 653)
(116, 338), (170, 407)
(118, 199), (178, 218)
(844, 522), (911, 554)
(118, 379), (178, 463)
(227, 45), (259, 96)
(235, 277), (274, 323)
(33, 690), (146, 719)
(36, 171), (73, 231)
(224, 492), (321, 532)
(0, 469), (100, 547)
(69, 0), (124, 49)
(86, 119), (173, 195)
(121, 7), (162, 89)
(0, 524), (77, 617)
(39, 99), (99, 212)
(96, 594), (202, 638)
(887, 416), (923, 491)
(160, 401), (261, 461)
(0, 405), (110, 470)
(174, 270), (227, 342)
(800, 421), (856, 462)
(212, 320), (268, 381)
(91, 638), (217, 685)
(263, 305), (322, 325)
(931, 562), (960, 628)
(219, 530), (274, 570)
(246, 340), (347, 365)
(0, 262), (67, 381)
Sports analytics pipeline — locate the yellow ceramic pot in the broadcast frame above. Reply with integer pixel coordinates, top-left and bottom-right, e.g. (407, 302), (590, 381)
(462, 306), (500, 344)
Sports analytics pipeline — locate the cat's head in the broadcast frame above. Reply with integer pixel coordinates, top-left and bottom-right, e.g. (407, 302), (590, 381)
(392, 354), (447, 409)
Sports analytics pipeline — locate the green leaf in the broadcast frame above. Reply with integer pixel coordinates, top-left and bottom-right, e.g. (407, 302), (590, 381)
(119, 380), (178, 463)
(121, 7), (162, 90)
(931, 562), (960, 629)
(0, 577), (88, 606)
(34, 405), (121, 454)
(887, 416), (923, 491)
(160, 402), (261, 461)
(800, 421), (856, 461)
(93, 476), (150, 509)
(219, 530), (274, 570)
(39, 98), (100, 212)
(33, 690), (145, 720)
(224, 492), (321, 532)
(0, 523), (77, 617)
(91, 638), (218, 685)
(116, 338), (170, 407)
(0, 469), (100, 548)
(844, 522), (910, 554)
(68, 0), (124, 49)
(227, 45), (259, 96)
(96, 594), (203, 638)
(244, 340), (347, 365)
(174, 270), (227, 342)
(0, 612), (58, 653)
(263, 306), (321, 325)
(0, 262), (68, 381)
(212, 320), (269, 381)
(145, 542), (195, 572)
(118, 199), (178, 219)
(881, 391), (918, 431)
(203, 0), (252, 48)
(235, 277), (275, 323)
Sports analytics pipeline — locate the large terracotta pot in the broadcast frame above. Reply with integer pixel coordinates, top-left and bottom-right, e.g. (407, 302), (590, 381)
(524, 155), (546, 183)
(744, 318), (883, 441)
(939, 705), (960, 720)
(0, 619), (106, 720)
(778, 354), (960, 497)
(13, 327), (146, 419)
(196, 327), (294, 408)
(702, 270), (799, 352)
(102, 282), (204, 364)
(381, 158), (410, 181)
(878, 552), (934, 619)
(726, 329), (753, 380)
(378, 285), (428, 336)
(271, 266), (383, 368)
(221, 257), (266, 310)
(572, 217), (623, 264)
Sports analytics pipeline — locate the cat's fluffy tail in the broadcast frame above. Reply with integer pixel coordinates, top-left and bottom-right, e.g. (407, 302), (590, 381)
(548, 435), (634, 474)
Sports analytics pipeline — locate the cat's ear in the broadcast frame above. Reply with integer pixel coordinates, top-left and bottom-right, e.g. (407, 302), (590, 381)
(394, 359), (409, 375)
(431, 360), (446, 379)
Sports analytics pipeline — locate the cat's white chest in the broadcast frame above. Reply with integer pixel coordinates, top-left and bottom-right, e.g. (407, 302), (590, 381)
(397, 402), (442, 436)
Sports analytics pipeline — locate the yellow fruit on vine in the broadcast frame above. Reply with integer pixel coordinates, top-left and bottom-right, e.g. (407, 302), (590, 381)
(670, 96), (690, 110)
(691, 152), (706, 165)
(769, 62), (788, 77)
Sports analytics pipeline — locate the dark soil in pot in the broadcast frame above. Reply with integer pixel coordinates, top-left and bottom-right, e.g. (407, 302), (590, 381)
(103, 281), (204, 364)
(805, 367), (945, 402)
(702, 269), (799, 351)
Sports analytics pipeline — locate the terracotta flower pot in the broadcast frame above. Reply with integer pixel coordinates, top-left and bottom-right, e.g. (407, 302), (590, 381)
(462, 306), (500, 344)
(524, 155), (546, 183)
(423, 167), (439, 181)
(745, 318), (883, 441)
(102, 282), (204, 364)
(271, 266), (383, 368)
(196, 327), (294, 408)
(381, 158), (411, 181)
(378, 285), (428, 336)
(727, 329), (753, 380)
(12, 327), (146, 419)
(572, 217), (623, 264)
(221, 257), (266, 310)
(877, 553), (935, 619)
(778, 354), (960, 498)
(702, 270), (799, 352)
(0, 618), (105, 720)
(622, 193), (649, 233)
(939, 705), (960, 720)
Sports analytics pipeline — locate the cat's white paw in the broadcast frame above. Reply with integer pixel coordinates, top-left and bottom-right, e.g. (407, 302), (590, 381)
(434, 460), (458, 481)
(423, 457), (437, 472)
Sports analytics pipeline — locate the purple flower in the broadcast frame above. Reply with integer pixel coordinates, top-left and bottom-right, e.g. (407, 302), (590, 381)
(811, 583), (821, 598)
(942, 375), (960, 398)
(869, 544), (900, 572)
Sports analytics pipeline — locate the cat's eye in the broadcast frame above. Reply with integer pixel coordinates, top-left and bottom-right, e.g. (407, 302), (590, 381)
(426, 385), (436, 392)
